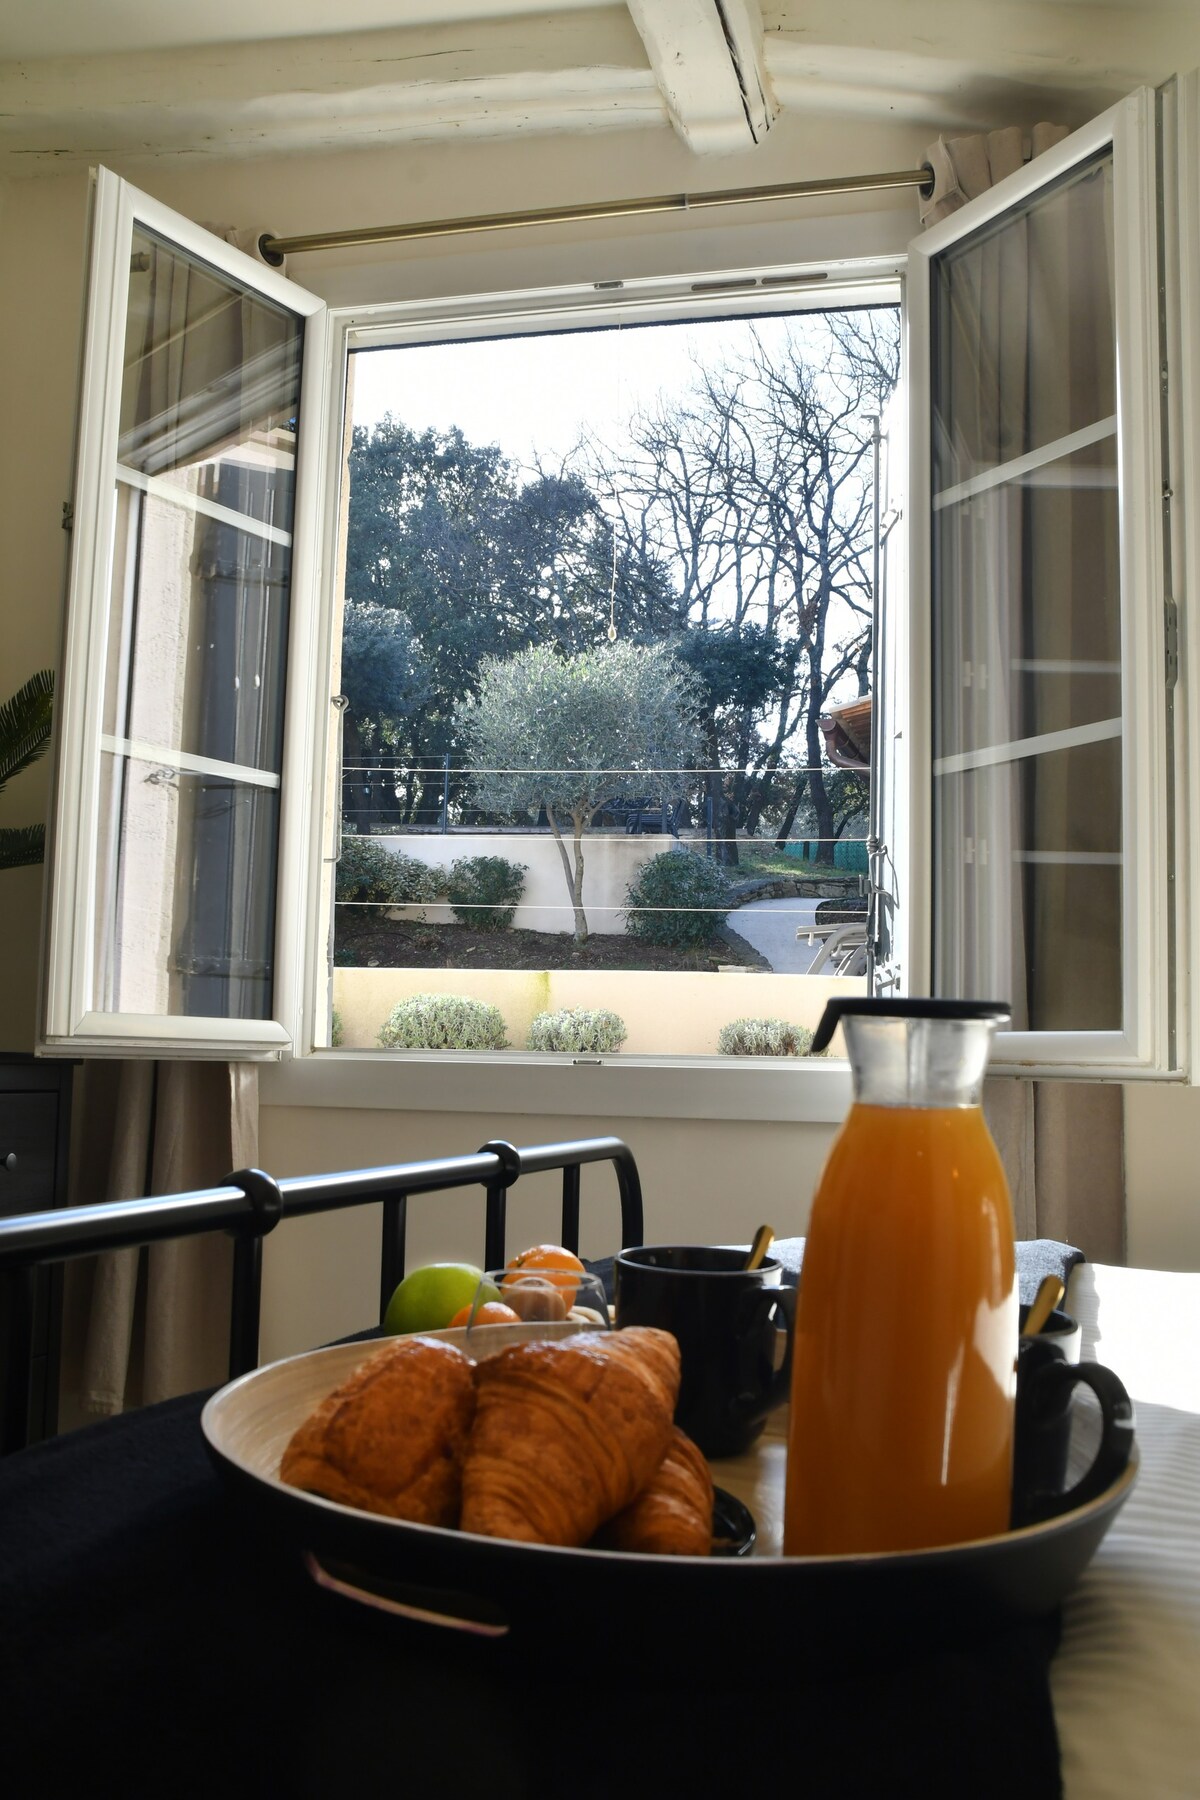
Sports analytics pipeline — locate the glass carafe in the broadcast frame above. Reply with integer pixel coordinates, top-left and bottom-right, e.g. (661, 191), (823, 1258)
(783, 999), (1016, 1556)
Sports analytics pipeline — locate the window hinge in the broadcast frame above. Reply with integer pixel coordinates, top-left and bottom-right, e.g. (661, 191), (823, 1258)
(1165, 596), (1179, 690)
(61, 501), (74, 532)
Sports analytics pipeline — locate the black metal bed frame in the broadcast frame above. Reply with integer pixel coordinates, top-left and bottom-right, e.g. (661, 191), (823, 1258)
(0, 1135), (643, 1393)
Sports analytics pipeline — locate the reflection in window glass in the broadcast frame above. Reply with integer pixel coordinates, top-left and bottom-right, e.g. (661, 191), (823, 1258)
(94, 756), (280, 1020)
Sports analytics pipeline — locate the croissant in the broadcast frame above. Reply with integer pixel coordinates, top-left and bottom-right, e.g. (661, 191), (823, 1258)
(598, 1427), (714, 1556)
(279, 1335), (475, 1526)
(460, 1327), (680, 1547)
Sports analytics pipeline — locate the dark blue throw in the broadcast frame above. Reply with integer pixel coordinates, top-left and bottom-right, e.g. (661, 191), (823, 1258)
(0, 1388), (1063, 1800)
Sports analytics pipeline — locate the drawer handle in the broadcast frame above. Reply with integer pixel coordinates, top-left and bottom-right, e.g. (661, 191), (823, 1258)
(3, 1154), (15, 1172)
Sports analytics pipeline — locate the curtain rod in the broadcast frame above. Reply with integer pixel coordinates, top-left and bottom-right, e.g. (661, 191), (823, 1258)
(259, 163), (934, 262)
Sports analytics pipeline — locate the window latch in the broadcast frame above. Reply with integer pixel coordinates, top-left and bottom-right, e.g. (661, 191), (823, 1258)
(1165, 597), (1179, 691)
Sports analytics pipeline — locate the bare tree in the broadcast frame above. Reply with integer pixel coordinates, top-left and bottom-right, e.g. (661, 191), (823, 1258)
(579, 310), (899, 864)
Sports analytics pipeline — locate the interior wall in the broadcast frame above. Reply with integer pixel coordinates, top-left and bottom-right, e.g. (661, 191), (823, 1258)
(256, 1103), (834, 1363)
(1, 106), (1197, 1272)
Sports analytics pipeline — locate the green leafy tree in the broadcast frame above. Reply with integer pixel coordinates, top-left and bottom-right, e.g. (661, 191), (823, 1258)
(343, 421), (675, 827)
(456, 641), (702, 943)
(339, 602), (431, 741)
(676, 623), (793, 866)
(338, 601), (432, 830)
(0, 670), (53, 871)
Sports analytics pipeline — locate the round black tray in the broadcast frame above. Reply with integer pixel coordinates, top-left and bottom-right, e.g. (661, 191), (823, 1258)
(202, 1337), (1136, 1674)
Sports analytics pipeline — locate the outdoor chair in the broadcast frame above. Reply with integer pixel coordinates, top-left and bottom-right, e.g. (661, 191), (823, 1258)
(798, 918), (870, 977)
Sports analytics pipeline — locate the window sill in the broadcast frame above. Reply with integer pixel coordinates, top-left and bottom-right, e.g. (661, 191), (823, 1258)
(259, 1051), (852, 1124)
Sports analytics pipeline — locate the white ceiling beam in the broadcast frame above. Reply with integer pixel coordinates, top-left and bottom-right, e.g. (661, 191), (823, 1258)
(626, 0), (778, 155)
(0, 9), (663, 171)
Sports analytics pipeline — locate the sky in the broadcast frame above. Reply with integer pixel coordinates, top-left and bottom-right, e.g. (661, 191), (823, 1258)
(351, 312), (818, 470)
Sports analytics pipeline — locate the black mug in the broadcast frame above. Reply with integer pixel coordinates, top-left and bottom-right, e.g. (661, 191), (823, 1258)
(1017, 1301), (1082, 1364)
(614, 1245), (794, 1458)
(1012, 1334), (1135, 1528)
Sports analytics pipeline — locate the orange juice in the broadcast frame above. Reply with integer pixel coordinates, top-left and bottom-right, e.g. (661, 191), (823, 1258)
(783, 1101), (1016, 1555)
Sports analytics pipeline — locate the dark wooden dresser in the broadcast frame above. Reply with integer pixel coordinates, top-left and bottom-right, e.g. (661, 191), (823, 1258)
(0, 1055), (74, 1451)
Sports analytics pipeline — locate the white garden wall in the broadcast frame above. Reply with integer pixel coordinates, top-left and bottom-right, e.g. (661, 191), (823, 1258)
(376, 830), (685, 935)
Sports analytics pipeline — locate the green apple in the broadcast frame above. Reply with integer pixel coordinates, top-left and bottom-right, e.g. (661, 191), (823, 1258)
(382, 1262), (499, 1334)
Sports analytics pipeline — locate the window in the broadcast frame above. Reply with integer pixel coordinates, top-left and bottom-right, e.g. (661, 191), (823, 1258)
(43, 168), (327, 1057)
(328, 306), (898, 1060)
(907, 87), (1175, 1076)
(40, 79), (1198, 1103)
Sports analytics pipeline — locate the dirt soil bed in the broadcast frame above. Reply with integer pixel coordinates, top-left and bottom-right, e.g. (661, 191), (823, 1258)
(335, 910), (760, 973)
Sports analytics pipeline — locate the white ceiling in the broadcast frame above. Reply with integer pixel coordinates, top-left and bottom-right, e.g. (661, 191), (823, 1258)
(2, 0), (1198, 172)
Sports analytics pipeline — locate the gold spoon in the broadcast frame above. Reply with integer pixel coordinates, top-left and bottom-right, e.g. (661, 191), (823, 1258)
(743, 1224), (775, 1272)
(1022, 1273), (1066, 1338)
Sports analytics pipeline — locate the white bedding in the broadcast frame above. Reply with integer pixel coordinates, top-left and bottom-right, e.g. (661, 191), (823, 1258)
(1052, 1264), (1200, 1799)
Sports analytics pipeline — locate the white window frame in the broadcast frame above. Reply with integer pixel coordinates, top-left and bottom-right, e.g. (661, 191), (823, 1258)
(41, 167), (331, 1059)
(1171, 71), (1200, 1089)
(905, 88), (1179, 1080)
(284, 257), (904, 1123)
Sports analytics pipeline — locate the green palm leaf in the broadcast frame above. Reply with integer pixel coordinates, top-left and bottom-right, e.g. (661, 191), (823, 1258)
(0, 823), (46, 870)
(0, 669), (54, 794)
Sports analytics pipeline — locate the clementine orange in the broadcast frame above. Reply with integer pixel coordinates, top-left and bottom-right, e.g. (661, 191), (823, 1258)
(449, 1299), (521, 1327)
(502, 1243), (585, 1308)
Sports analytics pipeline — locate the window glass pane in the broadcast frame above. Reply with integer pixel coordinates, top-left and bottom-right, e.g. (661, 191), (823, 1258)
(933, 741), (1121, 1032)
(103, 485), (291, 775)
(929, 149), (1121, 1032)
(120, 228), (301, 501)
(95, 227), (302, 1022)
(933, 438), (1120, 760)
(932, 154), (1115, 491)
(93, 753), (279, 1020)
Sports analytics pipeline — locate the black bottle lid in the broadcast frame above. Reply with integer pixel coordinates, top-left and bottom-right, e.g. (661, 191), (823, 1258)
(810, 997), (1012, 1055)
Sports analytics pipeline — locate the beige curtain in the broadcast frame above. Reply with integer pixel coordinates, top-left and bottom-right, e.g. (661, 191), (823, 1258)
(921, 125), (1070, 226)
(984, 1078), (1124, 1261)
(922, 125), (1125, 1265)
(72, 1061), (259, 1416)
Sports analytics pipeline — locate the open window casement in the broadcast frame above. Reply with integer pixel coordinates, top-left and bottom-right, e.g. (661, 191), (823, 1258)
(41, 169), (329, 1058)
(901, 87), (1179, 1078)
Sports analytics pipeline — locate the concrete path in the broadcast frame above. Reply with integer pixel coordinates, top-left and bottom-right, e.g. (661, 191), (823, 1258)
(725, 895), (830, 974)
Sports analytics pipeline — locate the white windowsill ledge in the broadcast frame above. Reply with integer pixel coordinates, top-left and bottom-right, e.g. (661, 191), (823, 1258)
(260, 1052), (853, 1124)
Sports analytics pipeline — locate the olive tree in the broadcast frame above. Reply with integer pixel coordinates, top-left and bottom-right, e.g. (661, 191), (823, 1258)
(455, 641), (702, 942)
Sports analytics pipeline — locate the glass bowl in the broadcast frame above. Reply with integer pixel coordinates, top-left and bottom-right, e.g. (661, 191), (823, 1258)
(463, 1267), (610, 1350)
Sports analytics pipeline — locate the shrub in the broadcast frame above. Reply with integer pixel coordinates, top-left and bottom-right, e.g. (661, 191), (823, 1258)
(331, 1008), (344, 1047)
(622, 850), (733, 949)
(335, 835), (444, 908)
(378, 993), (509, 1050)
(446, 854), (527, 930)
(717, 1017), (819, 1057)
(527, 1007), (627, 1054)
